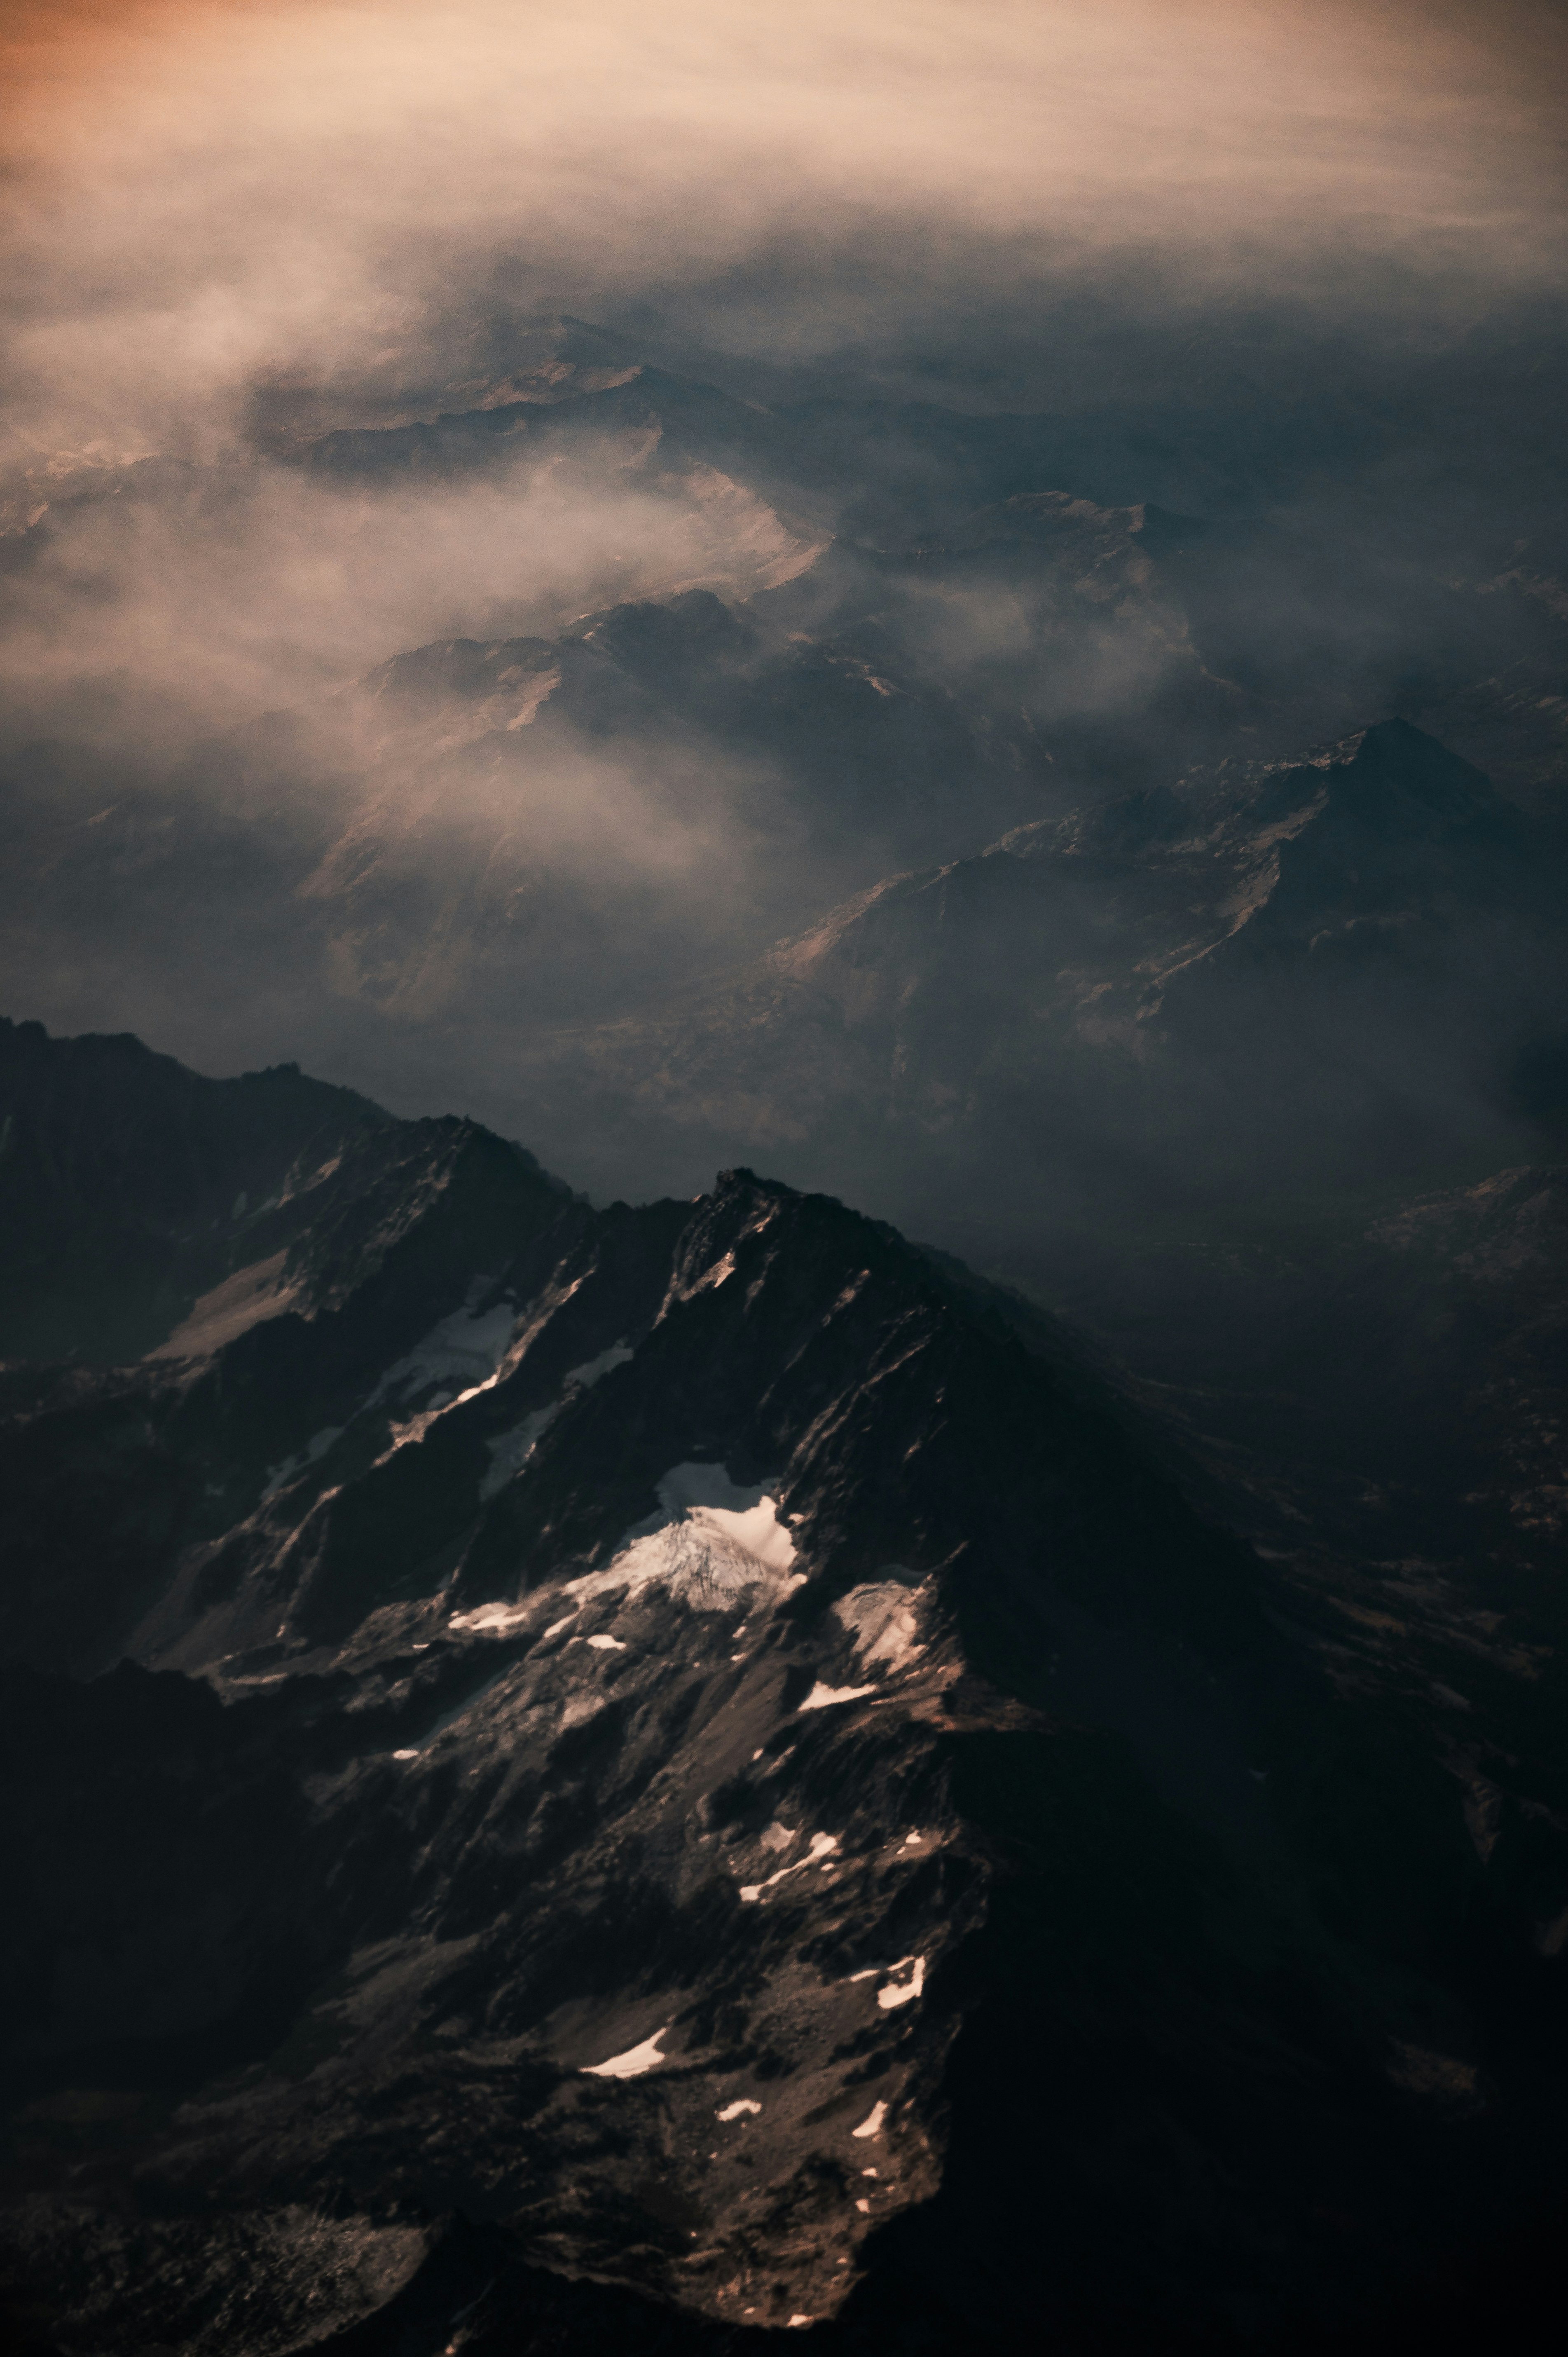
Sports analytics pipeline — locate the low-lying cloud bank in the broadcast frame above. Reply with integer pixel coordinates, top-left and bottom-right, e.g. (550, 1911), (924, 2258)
(4, 0), (1563, 451)
(0, 0), (1564, 1209)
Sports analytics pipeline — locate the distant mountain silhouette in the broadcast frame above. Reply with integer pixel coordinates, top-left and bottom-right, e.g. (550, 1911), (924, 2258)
(496, 718), (1568, 1228)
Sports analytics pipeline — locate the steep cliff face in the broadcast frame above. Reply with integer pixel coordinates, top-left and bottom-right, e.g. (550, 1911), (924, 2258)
(4, 1029), (1568, 2356)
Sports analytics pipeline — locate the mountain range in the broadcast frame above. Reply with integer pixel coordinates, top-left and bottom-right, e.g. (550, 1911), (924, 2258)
(5, 315), (1568, 1161)
(3, 1017), (1568, 2355)
(499, 715), (1568, 1223)
(5, 304), (1568, 2357)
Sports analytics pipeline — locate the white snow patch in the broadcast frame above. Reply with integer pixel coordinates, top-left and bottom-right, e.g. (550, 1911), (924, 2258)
(861, 2167), (878, 2178)
(476, 1345), (632, 1504)
(392, 1748), (419, 1761)
(480, 1407), (556, 1501)
(847, 1955), (924, 2005)
(586, 1633), (626, 1652)
(582, 2027), (669, 2079)
(851, 2101), (887, 2140)
(367, 1296), (516, 1413)
(446, 1596), (589, 1644)
(740, 1831), (838, 1902)
(833, 1579), (926, 1672)
(449, 1599), (532, 1637)
(558, 1464), (800, 1620)
(798, 1683), (876, 1712)
(694, 1496), (797, 1574)
(759, 1823), (795, 1853)
(560, 1693), (602, 1730)
(902, 1830), (923, 1848)
(262, 1425), (342, 1500)
(878, 1956), (926, 2010)
(787, 2318), (812, 2330)
(655, 1463), (798, 1573)
(715, 2099), (762, 2121)
(565, 1340), (635, 1389)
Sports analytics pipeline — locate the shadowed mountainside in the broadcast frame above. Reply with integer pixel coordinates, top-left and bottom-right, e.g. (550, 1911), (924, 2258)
(4, 1025), (1568, 2355)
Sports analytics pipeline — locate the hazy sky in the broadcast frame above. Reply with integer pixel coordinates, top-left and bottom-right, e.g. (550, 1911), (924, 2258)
(0, 0), (1560, 701)
(2, 0), (1563, 465)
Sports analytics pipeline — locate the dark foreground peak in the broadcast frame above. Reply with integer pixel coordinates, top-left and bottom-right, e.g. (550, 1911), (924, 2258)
(3, 1026), (1568, 2355)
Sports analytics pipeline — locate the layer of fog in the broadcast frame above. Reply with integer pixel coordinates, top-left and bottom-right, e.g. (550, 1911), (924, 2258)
(1, 0), (1565, 1226)
(2, 459), (817, 717)
(4, 0), (1563, 461)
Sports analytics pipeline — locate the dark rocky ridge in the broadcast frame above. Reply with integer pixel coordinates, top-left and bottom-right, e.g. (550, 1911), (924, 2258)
(4, 1025), (1568, 2355)
(0, 1019), (394, 1365)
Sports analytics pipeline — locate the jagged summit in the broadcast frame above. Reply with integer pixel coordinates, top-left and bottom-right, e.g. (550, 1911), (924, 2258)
(1247, 714), (1502, 832)
(898, 486), (1209, 569)
(0, 1017), (570, 1368)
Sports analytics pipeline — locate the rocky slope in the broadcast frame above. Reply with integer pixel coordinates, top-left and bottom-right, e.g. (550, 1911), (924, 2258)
(5, 1024), (1568, 2355)
(0, 1019), (403, 1366)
